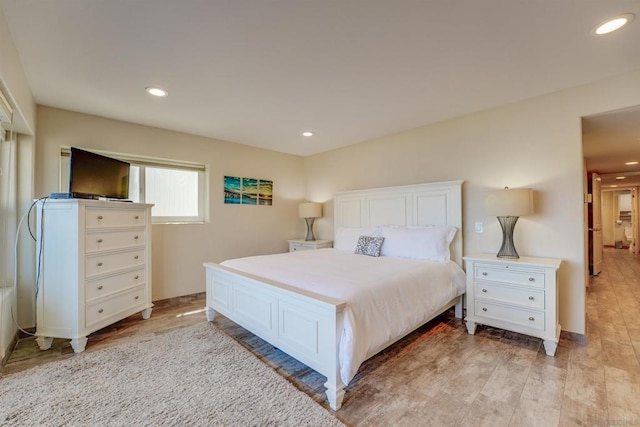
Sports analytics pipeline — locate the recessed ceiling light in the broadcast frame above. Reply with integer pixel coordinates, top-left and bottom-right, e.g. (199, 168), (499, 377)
(592, 13), (635, 35)
(610, 185), (618, 188)
(302, 131), (313, 137)
(145, 87), (168, 97)
(626, 161), (639, 165)
(616, 176), (626, 180)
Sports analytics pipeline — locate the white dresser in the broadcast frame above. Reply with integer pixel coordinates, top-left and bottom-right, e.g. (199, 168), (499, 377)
(463, 254), (562, 356)
(288, 239), (333, 252)
(35, 199), (153, 353)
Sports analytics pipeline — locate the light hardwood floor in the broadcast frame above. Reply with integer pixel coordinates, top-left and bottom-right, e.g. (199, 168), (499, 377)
(3, 248), (640, 426)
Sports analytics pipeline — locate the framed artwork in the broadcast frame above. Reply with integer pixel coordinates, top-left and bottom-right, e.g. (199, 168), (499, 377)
(224, 176), (273, 205)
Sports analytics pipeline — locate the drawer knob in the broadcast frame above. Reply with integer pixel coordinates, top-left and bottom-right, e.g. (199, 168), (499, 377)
(135, 215), (139, 220)
(97, 239), (103, 243)
(134, 275), (139, 280)
(529, 316), (535, 321)
(98, 215), (103, 220)
(134, 235), (139, 240)
(482, 272), (488, 276)
(97, 262), (103, 267)
(98, 309), (104, 314)
(134, 255), (139, 260)
(529, 277), (535, 282)
(135, 296), (139, 300)
(481, 289), (487, 293)
(528, 296), (534, 301)
(482, 307), (487, 312)
(97, 285), (103, 290)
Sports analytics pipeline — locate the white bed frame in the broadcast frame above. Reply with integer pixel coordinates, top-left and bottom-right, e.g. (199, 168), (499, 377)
(204, 180), (463, 410)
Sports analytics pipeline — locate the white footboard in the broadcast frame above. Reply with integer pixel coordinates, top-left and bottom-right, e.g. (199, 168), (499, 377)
(204, 262), (347, 410)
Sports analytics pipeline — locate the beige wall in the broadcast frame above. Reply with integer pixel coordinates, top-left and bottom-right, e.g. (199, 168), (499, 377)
(304, 70), (640, 335)
(33, 106), (305, 325)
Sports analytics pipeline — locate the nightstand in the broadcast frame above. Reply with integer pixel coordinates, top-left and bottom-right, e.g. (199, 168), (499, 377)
(288, 239), (333, 252)
(463, 254), (562, 356)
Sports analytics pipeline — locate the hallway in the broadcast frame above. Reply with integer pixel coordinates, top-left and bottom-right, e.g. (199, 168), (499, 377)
(580, 247), (640, 422)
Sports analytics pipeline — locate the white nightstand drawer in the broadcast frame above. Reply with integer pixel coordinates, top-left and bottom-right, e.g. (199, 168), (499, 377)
(290, 243), (315, 251)
(475, 301), (544, 331)
(288, 239), (333, 252)
(475, 282), (544, 309)
(475, 264), (545, 288)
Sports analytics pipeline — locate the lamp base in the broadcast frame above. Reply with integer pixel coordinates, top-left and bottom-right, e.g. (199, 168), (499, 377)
(304, 217), (316, 241)
(496, 216), (520, 258)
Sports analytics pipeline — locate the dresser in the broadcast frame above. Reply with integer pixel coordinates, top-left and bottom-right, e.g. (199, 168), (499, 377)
(35, 199), (153, 353)
(463, 254), (562, 356)
(288, 239), (333, 252)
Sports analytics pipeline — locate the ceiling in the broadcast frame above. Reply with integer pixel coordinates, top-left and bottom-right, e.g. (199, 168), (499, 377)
(1, 1), (639, 157)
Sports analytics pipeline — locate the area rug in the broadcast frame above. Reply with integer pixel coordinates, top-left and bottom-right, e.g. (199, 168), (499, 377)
(0, 322), (343, 426)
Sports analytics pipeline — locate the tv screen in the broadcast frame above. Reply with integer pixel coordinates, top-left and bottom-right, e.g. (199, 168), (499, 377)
(69, 147), (130, 199)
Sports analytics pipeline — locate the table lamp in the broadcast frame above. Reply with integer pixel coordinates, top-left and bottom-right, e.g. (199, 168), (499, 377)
(485, 187), (533, 258)
(298, 202), (322, 241)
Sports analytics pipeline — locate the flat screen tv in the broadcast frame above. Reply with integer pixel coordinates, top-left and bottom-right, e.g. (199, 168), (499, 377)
(69, 147), (130, 199)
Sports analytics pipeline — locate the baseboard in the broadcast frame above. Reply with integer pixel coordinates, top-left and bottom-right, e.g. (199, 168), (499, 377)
(561, 330), (587, 345)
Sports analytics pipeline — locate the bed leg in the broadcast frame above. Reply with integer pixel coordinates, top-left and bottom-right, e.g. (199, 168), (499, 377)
(324, 379), (345, 411)
(205, 306), (216, 322)
(454, 297), (463, 318)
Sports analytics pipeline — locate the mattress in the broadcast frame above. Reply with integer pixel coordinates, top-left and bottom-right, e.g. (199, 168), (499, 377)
(221, 248), (466, 384)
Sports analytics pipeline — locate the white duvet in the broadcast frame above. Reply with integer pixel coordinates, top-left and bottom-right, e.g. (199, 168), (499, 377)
(221, 248), (466, 385)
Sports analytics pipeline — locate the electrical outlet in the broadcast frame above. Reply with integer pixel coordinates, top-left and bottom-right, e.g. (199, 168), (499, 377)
(474, 222), (483, 233)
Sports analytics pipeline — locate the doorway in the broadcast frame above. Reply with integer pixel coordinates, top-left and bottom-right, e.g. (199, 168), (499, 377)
(601, 188), (637, 252)
(583, 104), (640, 279)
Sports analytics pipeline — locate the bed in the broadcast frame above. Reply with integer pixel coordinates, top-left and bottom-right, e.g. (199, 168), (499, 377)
(203, 180), (464, 410)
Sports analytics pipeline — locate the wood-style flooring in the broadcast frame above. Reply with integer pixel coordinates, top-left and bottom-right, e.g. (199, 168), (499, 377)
(3, 248), (640, 426)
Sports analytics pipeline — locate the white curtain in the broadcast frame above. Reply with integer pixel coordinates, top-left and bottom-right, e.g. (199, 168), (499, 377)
(0, 134), (18, 359)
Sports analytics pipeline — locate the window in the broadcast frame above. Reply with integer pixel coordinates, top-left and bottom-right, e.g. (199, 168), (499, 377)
(60, 148), (208, 224)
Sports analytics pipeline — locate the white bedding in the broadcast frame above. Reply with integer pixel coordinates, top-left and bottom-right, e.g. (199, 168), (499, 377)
(221, 248), (466, 385)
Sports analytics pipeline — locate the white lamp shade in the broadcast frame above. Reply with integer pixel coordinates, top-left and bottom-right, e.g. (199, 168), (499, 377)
(298, 202), (322, 218)
(485, 188), (533, 217)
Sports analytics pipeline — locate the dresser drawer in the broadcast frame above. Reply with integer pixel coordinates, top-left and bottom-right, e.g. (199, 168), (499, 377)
(85, 229), (146, 252)
(85, 248), (146, 278)
(475, 301), (544, 331)
(85, 208), (146, 228)
(85, 285), (146, 328)
(86, 268), (145, 302)
(475, 264), (545, 288)
(475, 282), (544, 309)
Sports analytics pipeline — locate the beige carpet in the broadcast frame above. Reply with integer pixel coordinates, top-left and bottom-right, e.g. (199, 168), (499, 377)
(0, 322), (343, 426)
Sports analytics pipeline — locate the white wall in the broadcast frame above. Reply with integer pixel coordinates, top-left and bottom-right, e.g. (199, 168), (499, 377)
(0, 9), (35, 359)
(304, 70), (640, 335)
(32, 106), (305, 327)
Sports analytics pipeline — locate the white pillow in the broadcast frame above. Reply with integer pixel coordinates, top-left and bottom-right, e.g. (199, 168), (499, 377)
(334, 227), (381, 251)
(379, 225), (457, 262)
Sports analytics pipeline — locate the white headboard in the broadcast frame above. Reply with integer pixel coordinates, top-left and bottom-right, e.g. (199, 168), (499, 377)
(333, 180), (464, 266)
